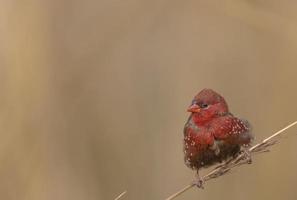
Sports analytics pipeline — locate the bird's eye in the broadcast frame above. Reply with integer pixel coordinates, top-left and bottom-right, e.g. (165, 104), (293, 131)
(200, 103), (208, 109)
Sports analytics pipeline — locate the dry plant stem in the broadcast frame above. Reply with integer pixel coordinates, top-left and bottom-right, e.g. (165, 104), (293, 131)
(114, 191), (127, 200)
(165, 121), (297, 200)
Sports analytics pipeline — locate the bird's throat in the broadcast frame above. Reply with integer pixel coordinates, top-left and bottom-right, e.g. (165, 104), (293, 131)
(191, 113), (213, 126)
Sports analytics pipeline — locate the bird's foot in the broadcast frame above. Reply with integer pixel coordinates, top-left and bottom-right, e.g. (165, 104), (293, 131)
(243, 149), (252, 164)
(192, 172), (204, 189)
(192, 178), (204, 189)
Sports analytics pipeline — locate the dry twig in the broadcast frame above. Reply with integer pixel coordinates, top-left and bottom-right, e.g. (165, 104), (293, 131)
(114, 190), (127, 200)
(165, 121), (297, 200)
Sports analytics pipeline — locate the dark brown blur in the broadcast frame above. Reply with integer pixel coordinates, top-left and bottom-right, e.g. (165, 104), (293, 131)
(1, 1), (297, 200)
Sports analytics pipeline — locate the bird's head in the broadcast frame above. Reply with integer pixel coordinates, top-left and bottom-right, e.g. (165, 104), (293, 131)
(187, 89), (229, 125)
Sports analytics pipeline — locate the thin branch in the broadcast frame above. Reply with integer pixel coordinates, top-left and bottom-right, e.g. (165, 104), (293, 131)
(165, 121), (297, 200)
(114, 190), (127, 200)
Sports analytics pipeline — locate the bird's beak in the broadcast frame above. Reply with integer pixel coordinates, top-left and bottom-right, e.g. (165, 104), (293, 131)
(187, 104), (200, 113)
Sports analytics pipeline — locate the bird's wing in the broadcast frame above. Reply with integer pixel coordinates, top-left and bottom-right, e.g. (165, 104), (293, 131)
(211, 116), (253, 145)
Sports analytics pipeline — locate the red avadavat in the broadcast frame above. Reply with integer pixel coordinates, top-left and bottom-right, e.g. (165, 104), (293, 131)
(184, 89), (253, 187)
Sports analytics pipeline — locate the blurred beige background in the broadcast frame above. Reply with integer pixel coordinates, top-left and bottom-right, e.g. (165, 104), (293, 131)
(0, 0), (297, 200)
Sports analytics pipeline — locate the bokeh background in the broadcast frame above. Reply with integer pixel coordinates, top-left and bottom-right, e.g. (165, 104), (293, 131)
(1, 0), (297, 200)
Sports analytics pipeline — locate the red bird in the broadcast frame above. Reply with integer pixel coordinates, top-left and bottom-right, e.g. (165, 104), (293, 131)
(183, 89), (253, 187)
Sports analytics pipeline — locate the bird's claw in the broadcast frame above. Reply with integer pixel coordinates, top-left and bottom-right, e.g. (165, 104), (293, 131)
(193, 170), (205, 188)
(192, 178), (204, 189)
(243, 149), (252, 164)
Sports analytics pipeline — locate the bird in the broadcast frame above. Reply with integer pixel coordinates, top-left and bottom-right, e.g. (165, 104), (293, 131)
(183, 89), (253, 188)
